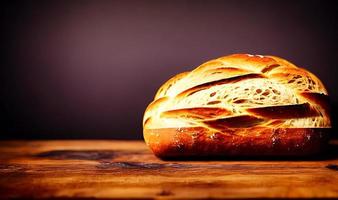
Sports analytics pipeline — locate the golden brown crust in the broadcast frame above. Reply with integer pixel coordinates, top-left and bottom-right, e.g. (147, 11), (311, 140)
(161, 107), (231, 120)
(143, 54), (331, 158)
(301, 92), (330, 113)
(155, 72), (189, 100)
(144, 127), (330, 158)
(177, 73), (266, 98)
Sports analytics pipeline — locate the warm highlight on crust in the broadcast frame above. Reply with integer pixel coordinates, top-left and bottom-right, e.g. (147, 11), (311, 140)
(143, 53), (331, 158)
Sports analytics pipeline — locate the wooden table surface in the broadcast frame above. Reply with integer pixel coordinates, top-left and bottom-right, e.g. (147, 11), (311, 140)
(0, 140), (337, 199)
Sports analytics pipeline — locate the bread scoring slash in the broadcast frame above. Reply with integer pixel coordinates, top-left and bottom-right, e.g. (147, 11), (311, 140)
(143, 54), (331, 158)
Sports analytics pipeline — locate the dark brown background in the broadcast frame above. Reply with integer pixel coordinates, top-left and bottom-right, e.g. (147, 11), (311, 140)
(1, 0), (337, 139)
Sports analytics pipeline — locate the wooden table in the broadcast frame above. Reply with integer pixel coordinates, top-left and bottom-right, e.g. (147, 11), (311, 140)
(0, 140), (337, 199)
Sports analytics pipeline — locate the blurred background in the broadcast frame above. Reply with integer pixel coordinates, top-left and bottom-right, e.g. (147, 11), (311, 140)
(1, 0), (337, 139)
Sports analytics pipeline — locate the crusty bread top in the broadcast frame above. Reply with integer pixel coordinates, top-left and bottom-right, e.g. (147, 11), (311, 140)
(143, 54), (331, 131)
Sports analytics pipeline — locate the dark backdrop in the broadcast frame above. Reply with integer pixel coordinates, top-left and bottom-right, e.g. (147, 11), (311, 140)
(1, 0), (337, 139)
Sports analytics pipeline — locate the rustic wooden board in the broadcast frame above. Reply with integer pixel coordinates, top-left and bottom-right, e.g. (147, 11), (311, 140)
(0, 140), (337, 199)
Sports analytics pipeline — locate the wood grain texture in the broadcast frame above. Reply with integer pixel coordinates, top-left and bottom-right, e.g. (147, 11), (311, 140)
(0, 140), (337, 199)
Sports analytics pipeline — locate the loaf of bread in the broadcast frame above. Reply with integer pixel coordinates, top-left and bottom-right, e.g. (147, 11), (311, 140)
(143, 54), (331, 158)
